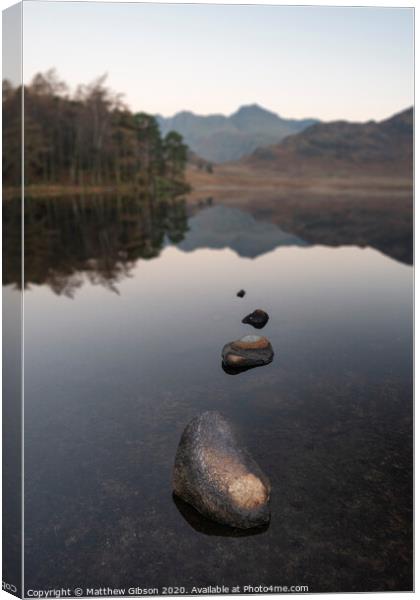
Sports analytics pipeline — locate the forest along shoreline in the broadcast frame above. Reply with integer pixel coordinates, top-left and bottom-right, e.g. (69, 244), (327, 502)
(4, 71), (413, 209)
(3, 70), (190, 198)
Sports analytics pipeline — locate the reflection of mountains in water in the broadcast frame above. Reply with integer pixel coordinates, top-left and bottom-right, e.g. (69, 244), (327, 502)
(176, 205), (307, 258)
(3, 194), (412, 297)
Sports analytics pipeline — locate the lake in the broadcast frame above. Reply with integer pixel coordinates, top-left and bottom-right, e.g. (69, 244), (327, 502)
(4, 194), (413, 593)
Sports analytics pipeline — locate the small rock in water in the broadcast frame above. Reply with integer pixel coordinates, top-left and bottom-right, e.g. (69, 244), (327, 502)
(236, 289), (246, 298)
(222, 335), (274, 373)
(242, 309), (269, 329)
(173, 411), (271, 529)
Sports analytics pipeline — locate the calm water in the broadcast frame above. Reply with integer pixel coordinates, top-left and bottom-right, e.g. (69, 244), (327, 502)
(5, 195), (413, 593)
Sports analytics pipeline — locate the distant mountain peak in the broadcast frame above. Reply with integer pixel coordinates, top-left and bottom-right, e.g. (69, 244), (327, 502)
(156, 105), (319, 163)
(232, 103), (283, 120)
(233, 103), (274, 115)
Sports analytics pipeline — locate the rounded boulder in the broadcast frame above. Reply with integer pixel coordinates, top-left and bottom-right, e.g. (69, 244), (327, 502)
(172, 411), (271, 529)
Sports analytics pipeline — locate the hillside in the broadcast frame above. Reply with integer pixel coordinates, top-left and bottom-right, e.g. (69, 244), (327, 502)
(245, 107), (413, 176)
(156, 104), (318, 163)
(185, 107), (413, 264)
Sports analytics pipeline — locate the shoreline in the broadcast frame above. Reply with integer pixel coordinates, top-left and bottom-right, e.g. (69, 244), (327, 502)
(3, 182), (190, 200)
(3, 166), (412, 204)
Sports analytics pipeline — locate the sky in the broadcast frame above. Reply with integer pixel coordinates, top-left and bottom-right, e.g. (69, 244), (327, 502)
(21, 2), (414, 122)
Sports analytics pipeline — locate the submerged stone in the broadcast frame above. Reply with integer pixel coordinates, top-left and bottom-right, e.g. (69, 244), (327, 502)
(222, 335), (274, 372)
(173, 411), (271, 529)
(236, 289), (246, 298)
(242, 309), (269, 329)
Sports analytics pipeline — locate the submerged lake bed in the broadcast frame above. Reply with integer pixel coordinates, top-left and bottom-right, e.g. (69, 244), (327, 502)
(4, 194), (412, 593)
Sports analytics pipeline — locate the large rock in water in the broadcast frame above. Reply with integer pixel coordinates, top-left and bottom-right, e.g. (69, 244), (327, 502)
(222, 335), (274, 373)
(173, 411), (271, 529)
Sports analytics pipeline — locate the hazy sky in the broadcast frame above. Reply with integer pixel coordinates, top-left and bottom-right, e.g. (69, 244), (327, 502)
(22, 2), (413, 122)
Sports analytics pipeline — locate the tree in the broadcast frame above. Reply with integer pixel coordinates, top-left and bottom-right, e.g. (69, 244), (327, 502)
(3, 70), (190, 190)
(162, 131), (188, 182)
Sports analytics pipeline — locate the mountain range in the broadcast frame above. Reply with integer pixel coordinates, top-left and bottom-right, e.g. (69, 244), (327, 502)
(244, 107), (413, 176)
(156, 104), (318, 163)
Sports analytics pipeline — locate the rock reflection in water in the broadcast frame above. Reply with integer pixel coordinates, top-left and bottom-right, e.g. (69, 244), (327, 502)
(221, 362), (262, 375)
(173, 495), (269, 537)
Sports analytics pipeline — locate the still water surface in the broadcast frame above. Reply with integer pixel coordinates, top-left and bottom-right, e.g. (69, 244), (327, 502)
(6, 195), (412, 592)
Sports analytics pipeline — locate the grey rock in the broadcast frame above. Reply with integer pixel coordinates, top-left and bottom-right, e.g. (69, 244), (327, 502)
(173, 411), (271, 529)
(222, 335), (274, 373)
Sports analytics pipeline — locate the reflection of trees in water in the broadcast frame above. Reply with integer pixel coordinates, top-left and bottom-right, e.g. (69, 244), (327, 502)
(3, 194), (188, 297)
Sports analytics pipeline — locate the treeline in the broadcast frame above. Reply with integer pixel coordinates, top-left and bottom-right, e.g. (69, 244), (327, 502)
(3, 69), (188, 189)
